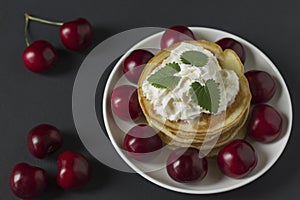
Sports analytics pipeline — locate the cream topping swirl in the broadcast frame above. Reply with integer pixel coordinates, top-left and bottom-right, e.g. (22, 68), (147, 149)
(142, 42), (239, 122)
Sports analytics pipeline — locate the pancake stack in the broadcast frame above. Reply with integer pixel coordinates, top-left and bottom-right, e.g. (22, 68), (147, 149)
(137, 40), (251, 157)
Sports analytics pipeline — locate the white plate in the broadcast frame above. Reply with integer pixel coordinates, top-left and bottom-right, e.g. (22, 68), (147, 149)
(102, 27), (293, 194)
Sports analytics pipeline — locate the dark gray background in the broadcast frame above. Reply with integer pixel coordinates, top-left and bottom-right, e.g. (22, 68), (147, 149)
(0, 0), (299, 199)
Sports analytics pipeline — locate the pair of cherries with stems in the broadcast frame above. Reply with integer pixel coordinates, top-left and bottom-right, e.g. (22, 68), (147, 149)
(22, 13), (93, 73)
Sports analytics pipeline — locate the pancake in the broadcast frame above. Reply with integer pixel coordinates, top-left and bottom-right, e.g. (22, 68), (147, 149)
(157, 107), (249, 149)
(157, 108), (249, 158)
(138, 40), (251, 135)
(137, 40), (251, 157)
(157, 106), (249, 144)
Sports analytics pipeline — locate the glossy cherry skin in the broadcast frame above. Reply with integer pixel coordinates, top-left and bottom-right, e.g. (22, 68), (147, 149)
(217, 140), (257, 178)
(248, 104), (282, 142)
(123, 124), (163, 160)
(60, 18), (93, 51)
(10, 163), (48, 199)
(27, 124), (63, 159)
(22, 40), (57, 73)
(245, 70), (276, 103)
(161, 25), (195, 49)
(123, 49), (154, 84)
(111, 85), (142, 121)
(167, 147), (208, 182)
(57, 151), (91, 190)
(216, 38), (246, 64)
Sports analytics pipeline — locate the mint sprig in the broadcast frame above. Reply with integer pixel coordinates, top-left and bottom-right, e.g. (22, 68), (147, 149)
(147, 62), (181, 89)
(189, 79), (220, 113)
(181, 50), (208, 67)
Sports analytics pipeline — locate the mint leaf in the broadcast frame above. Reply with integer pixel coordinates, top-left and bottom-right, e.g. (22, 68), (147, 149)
(189, 79), (220, 113)
(147, 62), (181, 89)
(181, 50), (208, 67)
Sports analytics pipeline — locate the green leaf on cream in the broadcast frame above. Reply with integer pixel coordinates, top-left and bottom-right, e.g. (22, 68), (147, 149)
(181, 50), (208, 67)
(189, 79), (220, 113)
(147, 62), (181, 89)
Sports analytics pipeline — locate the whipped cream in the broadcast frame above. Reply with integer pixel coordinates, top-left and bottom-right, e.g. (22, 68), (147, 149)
(142, 42), (239, 122)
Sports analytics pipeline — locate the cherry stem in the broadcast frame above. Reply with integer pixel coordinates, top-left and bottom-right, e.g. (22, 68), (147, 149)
(24, 13), (64, 46)
(24, 13), (30, 46)
(25, 13), (64, 26)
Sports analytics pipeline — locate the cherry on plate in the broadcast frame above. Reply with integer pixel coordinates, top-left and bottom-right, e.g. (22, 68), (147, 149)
(216, 37), (246, 64)
(161, 25), (195, 49)
(123, 124), (163, 160)
(27, 124), (63, 159)
(248, 104), (282, 143)
(57, 151), (91, 190)
(22, 40), (57, 73)
(60, 18), (93, 51)
(166, 147), (208, 182)
(245, 70), (276, 103)
(123, 49), (154, 84)
(217, 140), (257, 178)
(10, 163), (48, 199)
(111, 85), (142, 121)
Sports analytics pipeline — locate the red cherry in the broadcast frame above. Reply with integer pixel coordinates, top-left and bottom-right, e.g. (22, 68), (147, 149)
(57, 151), (91, 190)
(60, 18), (93, 51)
(248, 104), (282, 142)
(123, 49), (154, 84)
(161, 25), (195, 49)
(216, 38), (246, 64)
(166, 147), (208, 182)
(10, 163), (48, 199)
(22, 40), (57, 73)
(217, 140), (257, 178)
(123, 124), (163, 160)
(245, 70), (276, 103)
(27, 124), (63, 159)
(111, 85), (143, 121)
